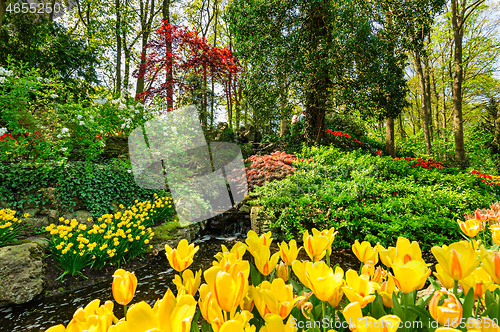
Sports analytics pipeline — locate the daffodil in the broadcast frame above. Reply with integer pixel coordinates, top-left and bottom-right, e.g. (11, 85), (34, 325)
(431, 242), (480, 281)
(165, 239), (199, 272)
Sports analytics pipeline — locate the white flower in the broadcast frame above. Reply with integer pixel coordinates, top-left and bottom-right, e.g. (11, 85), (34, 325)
(121, 124), (126, 129)
(127, 170), (132, 173)
(90, 115), (94, 120)
(94, 96), (107, 105)
(79, 121), (85, 126)
(61, 147), (67, 152)
(0, 77), (6, 84)
(56, 134), (62, 139)
(50, 94), (58, 99)
(0, 127), (7, 136)
(100, 130), (103, 134)
(77, 115), (83, 119)
(61, 127), (69, 134)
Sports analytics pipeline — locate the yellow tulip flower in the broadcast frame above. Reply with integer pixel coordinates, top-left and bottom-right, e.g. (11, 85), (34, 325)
(218, 319), (256, 332)
(352, 240), (379, 264)
(480, 247), (500, 284)
(377, 237), (423, 268)
(198, 284), (224, 326)
(429, 290), (463, 328)
(392, 260), (431, 293)
(172, 269), (202, 296)
(214, 242), (247, 262)
(245, 230), (273, 254)
(343, 302), (400, 332)
(465, 317), (500, 332)
(459, 267), (492, 300)
(342, 269), (380, 308)
(259, 314), (298, 332)
(303, 228), (334, 262)
(45, 325), (65, 332)
(253, 278), (304, 319)
(165, 239), (199, 272)
(65, 299), (115, 332)
(277, 262), (289, 281)
(253, 246), (280, 276)
(292, 260), (344, 302)
(240, 286), (255, 312)
(458, 219), (482, 237)
(320, 227), (337, 256)
(491, 225), (500, 246)
(432, 242), (480, 281)
(379, 275), (398, 308)
(434, 264), (456, 290)
(278, 240), (302, 265)
(211, 310), (254, 332)
(204, 263), (249, 313)
(112, 269), (137, 305)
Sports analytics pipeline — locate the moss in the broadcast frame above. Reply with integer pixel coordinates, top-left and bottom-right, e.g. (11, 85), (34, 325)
(151, 221), (181, 244)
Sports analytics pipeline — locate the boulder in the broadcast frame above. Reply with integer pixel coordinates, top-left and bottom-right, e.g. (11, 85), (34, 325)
(74, 210), (93, 226)
(23, 208), (41, 218)
(0, 243), (45, 304)
(22, 216), (50, 236)
(40, 209), (60, 222)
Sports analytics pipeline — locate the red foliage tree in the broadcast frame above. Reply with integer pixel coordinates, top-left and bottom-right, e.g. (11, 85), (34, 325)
(133, 20), (243, 115)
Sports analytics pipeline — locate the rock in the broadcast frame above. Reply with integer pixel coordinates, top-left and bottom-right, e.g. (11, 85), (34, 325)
(24, 237), (49, 247)
(239, 205), (250, 214)
(74, 210), (93, 226)
(0, 243), (45, 304)
(23, 208), (41, 218)
(61, 212), (75, 224)
(40, 209), (60, 221)
(22, 216), (50, 236)
(40, 187), (59, 209)
(251, 206), (272, 235)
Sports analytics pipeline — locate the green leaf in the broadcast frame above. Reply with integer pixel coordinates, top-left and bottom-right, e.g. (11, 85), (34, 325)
(371, 293), (387, 319)
(250, 262), (261, 286)
(462, 288), (475, 320)
(392, 292), (404, 319)
(407, 305), (436, 332)
(190, 309), (201, 332)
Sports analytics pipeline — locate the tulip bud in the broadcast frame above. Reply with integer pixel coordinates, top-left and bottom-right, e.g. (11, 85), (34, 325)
(276, 262), (289, 281)
(112, 269), (137, 305)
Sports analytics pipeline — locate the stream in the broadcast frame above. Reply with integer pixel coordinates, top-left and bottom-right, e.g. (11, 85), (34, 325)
(0, 232), (359, 332)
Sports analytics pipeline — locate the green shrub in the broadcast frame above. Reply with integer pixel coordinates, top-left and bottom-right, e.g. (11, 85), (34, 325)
(250, 145), (496, 250)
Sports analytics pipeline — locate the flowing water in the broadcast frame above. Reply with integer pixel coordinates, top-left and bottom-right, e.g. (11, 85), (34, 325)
(0, 217), (359, 332)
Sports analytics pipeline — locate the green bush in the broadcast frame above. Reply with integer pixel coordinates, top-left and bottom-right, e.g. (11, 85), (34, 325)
(250, 145), (496, 250)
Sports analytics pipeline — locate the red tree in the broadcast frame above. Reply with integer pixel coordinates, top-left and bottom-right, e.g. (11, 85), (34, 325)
(133, 21), (242, 116)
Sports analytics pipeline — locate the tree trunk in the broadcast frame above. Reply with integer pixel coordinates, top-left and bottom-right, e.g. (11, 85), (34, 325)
(305, 0), (331, 143)
(398, 113), (406, 140)
(423, 49), (433, 140)
(414, 51), (432, 153)
(115, 0), (122, 96)
(451, 0), (468, 167)
(211, 0), (218, 128)
(163, 0), (173, 111)
(431, 70), (440, 137)
(386, 117), (395, 157)
(0, 0), (7, 31)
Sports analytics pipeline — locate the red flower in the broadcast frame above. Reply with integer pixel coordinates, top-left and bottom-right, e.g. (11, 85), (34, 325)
(375, 150), (383, 156)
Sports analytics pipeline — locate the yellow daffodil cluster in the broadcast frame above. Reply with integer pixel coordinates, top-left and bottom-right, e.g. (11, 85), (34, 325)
(45, 226), (500, 332)
(45, 195), (173, 278)
(0, 208), (25, 246)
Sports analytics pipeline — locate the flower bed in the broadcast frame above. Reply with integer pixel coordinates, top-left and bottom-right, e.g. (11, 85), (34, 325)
(44, 218), (500, 332)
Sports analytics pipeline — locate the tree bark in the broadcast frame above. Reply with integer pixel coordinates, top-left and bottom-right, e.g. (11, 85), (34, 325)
(115, 0), (122, 96)
(414, 51), (432, 153)
(386, 117), (395, 157)
(0, 0), (7, 31)
(163, 0), (173, 111)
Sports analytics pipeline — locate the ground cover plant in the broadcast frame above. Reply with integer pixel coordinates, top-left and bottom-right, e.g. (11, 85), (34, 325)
(44, 221), (500, 332)
(249, 145), (497, 250)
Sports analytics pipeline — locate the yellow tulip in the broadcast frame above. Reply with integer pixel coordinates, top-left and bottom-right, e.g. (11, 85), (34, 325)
(198, 284), (224, 326)
(491, 226), (500, 246)
(429, 290), (463, 328)
(112, 269), (138, 305)
(245, 230), (273, 254)
(352, 240), (379, 264)
(379, 275), (398, 308)
(434, 264), (456, 290)
(320, 227), (337, 256)
(65, 299), (115, 332)
(432, 242), (480, 281)
(253, 246), (280, 276)
(259, 314), (298, 332)
(465, 317), (500, 332)
(204, 263), (249, 313)
(214, 242), (247, 262)
(342, 302), (400, 332)
(377, 237), (423, 268)
(212, 310), (254, 332)
(342, 269), (380, 308)
(172, 269), (202, 296)
(278, 240), (302, 265)
(277, 262), (289, 281)
(165, 239), (199, 272)
(292, 260), (344, 302)
(434, 328), (461, 332)
(392, 260), (431, 293)
(253, 278), (304, 319)
(480, 247), (500, 284)
(459, 267), (491, 300)
(458, 219), (482, 237)
(240, 287), (255, 312)
(303, 228), (333, 262)
(45, 325), (65, 332)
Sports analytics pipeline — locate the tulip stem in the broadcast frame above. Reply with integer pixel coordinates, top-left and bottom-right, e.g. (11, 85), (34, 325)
(326, 253), (330, 267)
(322, 301), (327, 332)
(123, 304), (128, 319)
(475, 298), (480, 318)
(288, 265), (291, 283)
(227, 311), (231, 322)
(453, 280), (458, 298)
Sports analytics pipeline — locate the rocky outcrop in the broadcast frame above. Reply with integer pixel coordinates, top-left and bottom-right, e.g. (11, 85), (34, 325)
(0, 243), (45, 304)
